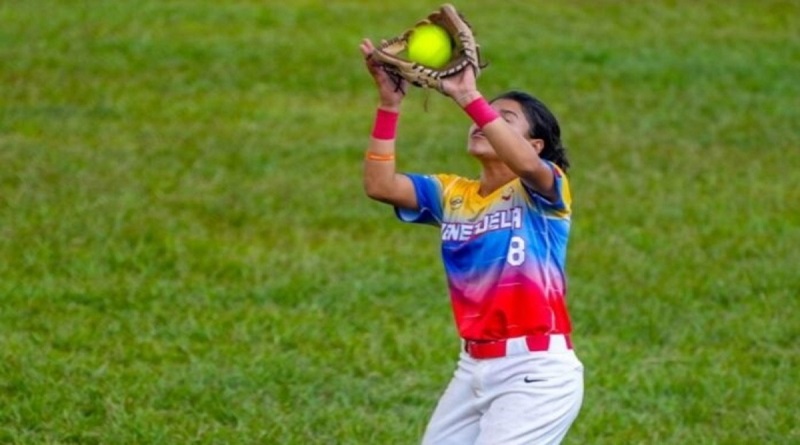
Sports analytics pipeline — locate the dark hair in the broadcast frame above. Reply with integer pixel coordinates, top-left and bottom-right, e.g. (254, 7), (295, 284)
(491, 90), (571, 173)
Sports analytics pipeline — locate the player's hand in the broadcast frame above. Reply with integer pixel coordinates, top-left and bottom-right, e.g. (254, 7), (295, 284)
(360, 38), (406, 109)
(441, 65), (480, 107)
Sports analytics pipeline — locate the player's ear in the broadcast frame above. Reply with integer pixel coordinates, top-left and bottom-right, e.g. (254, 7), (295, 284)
(529, 138), (545, 155)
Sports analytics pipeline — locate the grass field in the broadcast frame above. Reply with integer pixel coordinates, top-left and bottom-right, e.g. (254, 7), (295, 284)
(1, 0), (799, 443)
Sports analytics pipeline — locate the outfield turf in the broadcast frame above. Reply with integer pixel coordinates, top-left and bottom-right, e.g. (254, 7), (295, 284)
(1, 1), (799, 443)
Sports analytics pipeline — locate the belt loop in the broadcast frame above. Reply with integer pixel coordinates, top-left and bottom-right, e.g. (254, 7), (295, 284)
(524, 334), (550, 352)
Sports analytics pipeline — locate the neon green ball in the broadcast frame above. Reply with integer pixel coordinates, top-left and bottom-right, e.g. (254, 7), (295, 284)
(408, 24), (453, 68)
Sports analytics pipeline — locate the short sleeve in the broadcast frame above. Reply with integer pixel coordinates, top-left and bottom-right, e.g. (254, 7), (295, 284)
(524, 161), (571, 213)
(394, 173), (445, 226)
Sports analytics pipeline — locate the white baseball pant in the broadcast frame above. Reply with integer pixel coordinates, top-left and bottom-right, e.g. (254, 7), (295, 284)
(421, 336), (584, 445)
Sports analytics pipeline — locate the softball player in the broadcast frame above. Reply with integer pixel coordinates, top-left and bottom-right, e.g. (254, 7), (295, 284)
(360, 39), (584, 445)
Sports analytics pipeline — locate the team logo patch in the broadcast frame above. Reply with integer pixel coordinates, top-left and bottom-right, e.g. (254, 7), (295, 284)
(450, 196), (464, 210)
(501, 187), (514, 201)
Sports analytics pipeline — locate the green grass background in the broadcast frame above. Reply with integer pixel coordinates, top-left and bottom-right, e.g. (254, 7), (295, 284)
(1, 0), (798, 443)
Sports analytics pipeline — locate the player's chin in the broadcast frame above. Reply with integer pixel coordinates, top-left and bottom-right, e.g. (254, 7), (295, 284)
(467, 131), (494, 149)
(467, 137), (493, 156)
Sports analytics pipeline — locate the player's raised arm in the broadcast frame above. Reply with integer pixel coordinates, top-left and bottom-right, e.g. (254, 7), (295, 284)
(359, 39), (417, 209)
(443, 68), (558, 202)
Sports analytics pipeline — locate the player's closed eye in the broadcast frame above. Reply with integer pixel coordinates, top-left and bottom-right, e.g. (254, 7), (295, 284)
(499, 109), (518, 123)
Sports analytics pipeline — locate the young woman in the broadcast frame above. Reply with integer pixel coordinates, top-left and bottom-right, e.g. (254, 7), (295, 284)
(359, 38), (584, 445)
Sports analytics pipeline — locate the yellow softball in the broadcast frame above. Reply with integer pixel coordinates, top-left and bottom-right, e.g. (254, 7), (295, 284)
(407, 24), (453, 69)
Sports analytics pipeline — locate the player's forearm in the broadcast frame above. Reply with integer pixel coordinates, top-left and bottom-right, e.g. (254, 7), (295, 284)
(363, 107), (399, 201)
(482, 120), (545, 174)
(456, 92), (533, 167)
(363, 138), (398, 199)
(459, 93), (554, 193)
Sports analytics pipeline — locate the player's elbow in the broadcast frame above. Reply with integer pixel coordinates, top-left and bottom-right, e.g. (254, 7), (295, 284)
(511, 157), (551, 180)
(517, 162), (557, 200)
(364, 177), (407, 207)
(363, 177), (390, 202)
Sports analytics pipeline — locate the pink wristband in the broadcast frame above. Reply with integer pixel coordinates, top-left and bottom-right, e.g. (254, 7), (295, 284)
(464, 97), (500, 129)
(371, 108), (399, 140)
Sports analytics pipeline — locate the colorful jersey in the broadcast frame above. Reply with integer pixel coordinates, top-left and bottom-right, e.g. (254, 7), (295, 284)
(396, 162), (573, 341)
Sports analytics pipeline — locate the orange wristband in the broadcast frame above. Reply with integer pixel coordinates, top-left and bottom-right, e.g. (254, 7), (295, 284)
(365, 152), (395, 161)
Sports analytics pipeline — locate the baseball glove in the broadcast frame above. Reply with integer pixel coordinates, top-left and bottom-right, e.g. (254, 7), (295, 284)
(371, 3), (484, 92)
